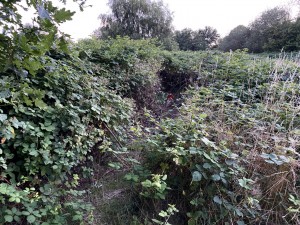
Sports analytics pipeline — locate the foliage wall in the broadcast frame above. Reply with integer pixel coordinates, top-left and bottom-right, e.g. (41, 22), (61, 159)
(0, 1), (133, 224)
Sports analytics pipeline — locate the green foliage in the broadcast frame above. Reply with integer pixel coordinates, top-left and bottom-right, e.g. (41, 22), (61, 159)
(0, 1), (133, 224)
(95, 0), (173, 40)
(76, 37), (163, 108)
(128, 107), (253, 224)
(0, 50), (133, 223)
(218, 25), (250, 51)
(174, 27), (219, 51)
(220, 7), (300, 53)
(128, 50), (300, 224)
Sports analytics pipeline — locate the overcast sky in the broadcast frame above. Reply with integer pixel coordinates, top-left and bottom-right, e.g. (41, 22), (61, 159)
(22, 0), (298, 40)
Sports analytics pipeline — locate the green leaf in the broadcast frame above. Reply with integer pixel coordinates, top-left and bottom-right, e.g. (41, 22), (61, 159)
(27, 215), (36, 223)
(4, 215), (13, 222)
(108, 162), (122, 169)
(35, 99), (47, 109)
(0, 114), (7, 122)
(189, 147), (198, 154)
(53, 8), (75, 23)
(212, 174), (221, 181)
(152, 219), (163, 224)
(72, 214), (82, 221)
(235, 208), (243, 217)
(192, 171), (202, 182)
(213, 196), (222, 204)
(158, 210), (168, 217)
(238, 178), (253, 190)
(203, 162), (211, 169)
(237, 221), (245, 225)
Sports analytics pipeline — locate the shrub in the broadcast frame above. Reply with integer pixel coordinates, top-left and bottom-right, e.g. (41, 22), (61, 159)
(127, 50), (300, 224)
(76, 37), (163, 109)
(0, 47), (133, 223)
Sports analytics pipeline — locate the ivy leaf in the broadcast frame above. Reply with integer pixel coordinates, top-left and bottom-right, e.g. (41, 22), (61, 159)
(53, 8), (75, 23)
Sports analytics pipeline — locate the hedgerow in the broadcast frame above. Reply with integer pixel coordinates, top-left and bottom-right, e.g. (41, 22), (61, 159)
(0, 1), (133, 224)
(76, 37), (163, 109)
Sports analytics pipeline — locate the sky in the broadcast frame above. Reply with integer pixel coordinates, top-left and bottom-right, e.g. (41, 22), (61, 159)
(21, 0), (298, 40)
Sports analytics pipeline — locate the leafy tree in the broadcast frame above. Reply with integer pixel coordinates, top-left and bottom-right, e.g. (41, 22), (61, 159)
(219, 25), (250, 51)
(174, 28), (194, 51)
(175, 26), (219, 51)
(200, 26), (219, 48)
(95, 0), (173, 40)
(246, 7), (290, 52)
(263, 18), (300, 52)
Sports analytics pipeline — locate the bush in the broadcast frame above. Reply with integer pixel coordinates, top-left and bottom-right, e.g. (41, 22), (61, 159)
(127, 50), (300, 224)
(76, 37), (163, 109)
(0, 47), (133, 224)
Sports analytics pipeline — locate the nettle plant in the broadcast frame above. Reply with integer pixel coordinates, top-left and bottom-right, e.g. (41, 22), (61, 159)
(0, 1), (133, 224)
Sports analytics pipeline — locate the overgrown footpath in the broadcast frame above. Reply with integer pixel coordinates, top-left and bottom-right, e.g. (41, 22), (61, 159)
(1, 19), (300, 224)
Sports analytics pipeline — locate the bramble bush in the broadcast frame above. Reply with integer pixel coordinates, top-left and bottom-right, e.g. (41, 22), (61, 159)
(0, 1), (133, 224)
(127, 50), (300, 224)
(76, 37), (163, 109)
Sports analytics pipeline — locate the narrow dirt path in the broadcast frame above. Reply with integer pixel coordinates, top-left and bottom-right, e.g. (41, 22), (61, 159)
(83, 92), (183, 224)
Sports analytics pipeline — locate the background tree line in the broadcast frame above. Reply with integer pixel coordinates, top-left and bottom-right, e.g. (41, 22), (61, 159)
(94, 0), (219, 51)
(94, 0), (300, 53)
(219, 7), (300, 52)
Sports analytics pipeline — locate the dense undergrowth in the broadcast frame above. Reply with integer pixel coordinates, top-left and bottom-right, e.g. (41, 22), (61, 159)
(1, 21), (300, 224)
(124, 50), (300, 225)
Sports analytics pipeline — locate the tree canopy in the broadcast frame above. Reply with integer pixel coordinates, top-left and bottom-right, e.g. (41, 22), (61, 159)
(219, 7), (299, 52)
(95, 0), (173, 40)
(218, 25), (250, 51)
(174, 27), (219, 51)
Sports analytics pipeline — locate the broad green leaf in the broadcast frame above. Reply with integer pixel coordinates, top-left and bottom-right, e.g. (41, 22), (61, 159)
(27, 215), (35, 223)
(235, 208), (243, 216)
(4, 215), (13, 222)
(238, 178), (252, 190)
